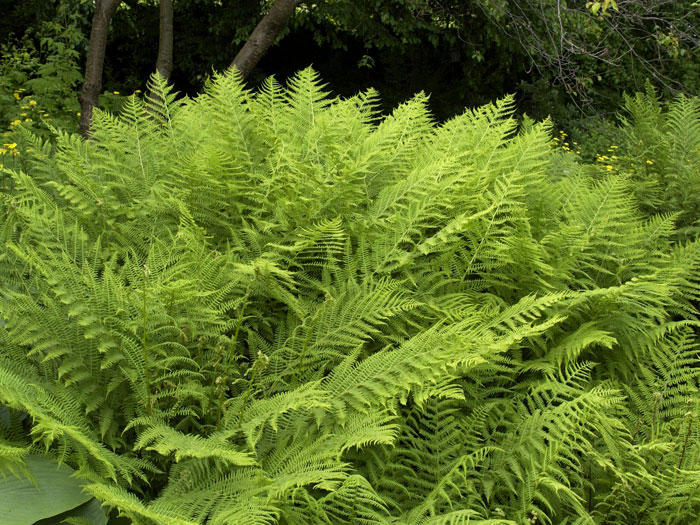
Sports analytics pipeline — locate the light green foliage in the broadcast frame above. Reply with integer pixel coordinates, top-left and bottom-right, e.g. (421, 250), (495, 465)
(0, 69), (699, 523)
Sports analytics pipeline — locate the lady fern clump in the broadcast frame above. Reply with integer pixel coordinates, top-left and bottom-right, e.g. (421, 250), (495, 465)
(1, 69), (699, 524)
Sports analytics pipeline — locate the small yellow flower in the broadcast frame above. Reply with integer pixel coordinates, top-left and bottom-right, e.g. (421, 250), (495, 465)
(646, 159), (654, 165)
(553, 137), (559, 142)
(134, 89), (142, 94)
(113, 91), (120, 95)
(4, 143), (17, 150)
(20, 113), (27, 117)
(610, 145), (618, 149)
(12, 92), (20, 100)
(9, 120), (20, 127)
(0, 149), (6, 155)
(77, 112), (81, 116)
(28, 100), (37, 106)
(605, 165), (613, 171)
(43, 113), (49, 117)
(21, 106), (28, 110)
(24, 118), (32, 122)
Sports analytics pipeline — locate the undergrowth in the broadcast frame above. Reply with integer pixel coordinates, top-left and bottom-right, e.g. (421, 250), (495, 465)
(1, 69), (699, 524)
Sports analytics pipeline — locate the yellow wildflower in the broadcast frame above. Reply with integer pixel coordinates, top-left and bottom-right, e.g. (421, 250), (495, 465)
(134, 89), (142, 94)
(77, 112), (81, 116)
(610, 145), (618, 149)
(28, 100), (37, 106)
(646, 159), (654, 165)
(20, 113), (26, 117)
(24, 118), (32, 122)
(43, 113), (49, 117)
(21, 106), (28, 110)
(113, 91), (120, 95)
(0, 149), (6, 155)
(605, 165), (613, 171)
(4, 143), (17, 150)
(9, 120), (20, 127)
(12, 92), (19, 100)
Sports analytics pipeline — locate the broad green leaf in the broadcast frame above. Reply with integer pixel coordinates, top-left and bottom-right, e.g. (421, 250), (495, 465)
(0, 455), (92, 525)
(34, 498), (108, 525)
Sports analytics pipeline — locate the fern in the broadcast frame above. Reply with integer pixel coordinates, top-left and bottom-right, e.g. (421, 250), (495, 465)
(0, 69), (698, 523)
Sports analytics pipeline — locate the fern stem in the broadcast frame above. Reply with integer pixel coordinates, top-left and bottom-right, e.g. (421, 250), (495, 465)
(601, 488), (619, 525)
(678, 412), (693, 470)
(238, 365), (259, 427)
(587, 459), (592, 513)
(293, 308), (322, 383)
(215, 292), (249, 429)
(230, 294), (249, 365)
(142, 265), (152, 416)
(651, 392), (662, 441)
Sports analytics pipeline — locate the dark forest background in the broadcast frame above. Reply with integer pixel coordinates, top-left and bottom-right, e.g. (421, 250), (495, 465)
(2, 0), (699, 150)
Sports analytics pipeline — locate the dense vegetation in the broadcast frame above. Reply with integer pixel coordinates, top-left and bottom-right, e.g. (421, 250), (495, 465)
(1, 68), (700, 523)
(2, 0), (699, 130)
(2, 0), (700, 522)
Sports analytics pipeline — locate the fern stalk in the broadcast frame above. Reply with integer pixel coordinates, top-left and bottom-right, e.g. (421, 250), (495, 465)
(215, 292), (249, 429)
(678, 412), (694, 470)
(142, 264), (152, 416)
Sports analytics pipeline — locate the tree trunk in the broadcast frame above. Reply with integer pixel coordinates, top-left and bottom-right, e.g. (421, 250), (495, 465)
(156, 0), (174, 80)
(229, 0), (301, 78)
(79, 0), (122, 138)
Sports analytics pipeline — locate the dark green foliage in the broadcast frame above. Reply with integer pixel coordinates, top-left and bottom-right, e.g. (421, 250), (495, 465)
(1, 69), (699, 523)
(0, 0), (87, 139)
(617, 84), (700, 240)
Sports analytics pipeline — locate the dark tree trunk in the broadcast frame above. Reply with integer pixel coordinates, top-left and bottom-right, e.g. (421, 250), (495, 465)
(229, 0), (301, 78)
(79, 0), (122, 138)
(156, 0), (174, 79)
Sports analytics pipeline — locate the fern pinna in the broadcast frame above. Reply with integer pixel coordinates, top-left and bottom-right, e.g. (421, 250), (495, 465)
(0, 69), (699, 524)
